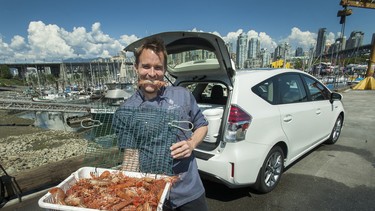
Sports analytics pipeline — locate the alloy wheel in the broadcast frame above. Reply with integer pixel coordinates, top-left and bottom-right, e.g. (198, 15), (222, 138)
(332, 117), (342, 141)
(264, 151), (283, 187)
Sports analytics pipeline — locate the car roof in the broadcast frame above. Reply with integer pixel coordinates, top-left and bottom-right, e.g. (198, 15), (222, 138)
(124, 31), (234, 86)
(237, 68), (305, 76)
(235, 68), (312, 84)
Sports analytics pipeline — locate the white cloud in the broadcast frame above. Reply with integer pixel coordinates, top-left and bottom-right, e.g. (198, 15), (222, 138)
(326, 32), (336, 45)
(258, 32), (277, 51)
(222, 29), (243, 44)
(119, 34), (139, 47)
(90, 22), (112, 44)
(283, 27), (316, 51)
(191, 28), (204, 33)
(10, 35), (28, 51)
(246, 30), (258, 39)
(1, 22), (321, 63)
(27, 21), (75, 60)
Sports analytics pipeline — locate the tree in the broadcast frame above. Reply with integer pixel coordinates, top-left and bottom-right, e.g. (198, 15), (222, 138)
(45, 74), (57, 85)
(0, 65), (12, 79)
(293, 58), (303, 70)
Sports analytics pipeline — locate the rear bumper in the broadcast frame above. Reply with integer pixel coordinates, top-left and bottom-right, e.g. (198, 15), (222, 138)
(195, 141), (270, 187)
(198, 170), (253, 188)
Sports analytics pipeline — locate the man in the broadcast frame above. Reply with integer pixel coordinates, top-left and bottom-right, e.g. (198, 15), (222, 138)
(113, 37), (209, 211)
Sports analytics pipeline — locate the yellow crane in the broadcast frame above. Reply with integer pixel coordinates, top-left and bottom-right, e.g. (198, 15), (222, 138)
(338, 0), (375, 89)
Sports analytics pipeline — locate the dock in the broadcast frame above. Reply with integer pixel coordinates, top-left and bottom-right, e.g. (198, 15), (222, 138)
(0, 99), (91, 113)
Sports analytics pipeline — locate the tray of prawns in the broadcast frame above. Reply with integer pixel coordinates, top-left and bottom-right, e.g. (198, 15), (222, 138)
(38, 167), (176, 211)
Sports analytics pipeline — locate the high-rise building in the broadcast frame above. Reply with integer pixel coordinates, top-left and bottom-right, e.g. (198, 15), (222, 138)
(260, 48), (271, 68)
(338, 36), (346, 51)
(236, 33), (248, 69)
(315, 28), (327, 57)
(328, 36), (346, 54)
(226, 42), (234, 54)
(345, 31), (364, 50)
(248, 38), (260, 59)
(273, 43), (288, 61)
(295, 47), (304, 57)
(273, 45), (282, 60)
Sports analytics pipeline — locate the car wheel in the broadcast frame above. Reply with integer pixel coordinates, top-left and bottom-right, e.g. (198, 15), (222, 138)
(326, 115), (343, 144)
(254, 146), (284, 193)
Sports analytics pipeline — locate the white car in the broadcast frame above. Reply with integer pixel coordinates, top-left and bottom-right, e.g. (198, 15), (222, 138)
(125, 31), (345, 193)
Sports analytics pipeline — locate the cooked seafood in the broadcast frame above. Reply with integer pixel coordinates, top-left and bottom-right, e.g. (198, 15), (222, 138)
(48, 170), (176, 211)
(49, 187), (66, 205)
(138, 80), (166, 89)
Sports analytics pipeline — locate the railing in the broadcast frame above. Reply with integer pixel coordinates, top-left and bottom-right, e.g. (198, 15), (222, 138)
(0, 99), (91, 113)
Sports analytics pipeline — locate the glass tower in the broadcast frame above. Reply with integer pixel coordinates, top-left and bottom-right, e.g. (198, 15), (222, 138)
(236, 33), (248, 69)
(315, 28), (327, 57)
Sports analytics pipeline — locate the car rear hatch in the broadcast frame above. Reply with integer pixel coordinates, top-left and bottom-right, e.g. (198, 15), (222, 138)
(125, 31), (234, 150)
(124, 31), (234, 86)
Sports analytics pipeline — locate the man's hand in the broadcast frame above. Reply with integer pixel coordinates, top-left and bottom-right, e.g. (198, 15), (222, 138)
(170, 139), (194, 159)
(170, 125), (208, 159)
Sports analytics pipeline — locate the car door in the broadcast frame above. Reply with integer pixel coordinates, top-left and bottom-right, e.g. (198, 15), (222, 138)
(277, 73), (316, 161)
(301, 74), (334, 142)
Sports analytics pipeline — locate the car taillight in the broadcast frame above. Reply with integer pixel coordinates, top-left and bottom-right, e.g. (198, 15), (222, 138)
(224, 105), (252, 142)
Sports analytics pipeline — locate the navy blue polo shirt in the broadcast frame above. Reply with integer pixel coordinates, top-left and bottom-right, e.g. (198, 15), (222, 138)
(113, 86), (208, 208)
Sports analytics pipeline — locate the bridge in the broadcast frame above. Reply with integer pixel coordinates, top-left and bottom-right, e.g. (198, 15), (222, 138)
(320, 43), (372, 60)
(0, 99), (91, 113)
(4, 60), (135, 85)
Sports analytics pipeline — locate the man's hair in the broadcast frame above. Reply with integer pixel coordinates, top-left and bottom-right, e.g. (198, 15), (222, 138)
(134, 36), (168, 70)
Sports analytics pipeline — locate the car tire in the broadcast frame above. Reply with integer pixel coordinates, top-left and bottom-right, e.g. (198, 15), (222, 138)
(325, 115), (343, 144)
(254, 146), (284, 193)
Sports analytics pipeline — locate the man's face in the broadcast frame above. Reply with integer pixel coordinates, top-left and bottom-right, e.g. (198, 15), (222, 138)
(136, 48), (165, 94)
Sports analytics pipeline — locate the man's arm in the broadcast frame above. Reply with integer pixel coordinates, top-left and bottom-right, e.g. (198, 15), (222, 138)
(122, 149), (140, 172)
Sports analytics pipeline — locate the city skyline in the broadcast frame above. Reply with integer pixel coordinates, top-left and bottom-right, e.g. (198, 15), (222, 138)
(1, 0), (374, 63)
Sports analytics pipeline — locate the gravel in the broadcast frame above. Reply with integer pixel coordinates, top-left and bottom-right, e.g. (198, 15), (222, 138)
(0, 91), (92, 176)
(0, 128), (88, 175)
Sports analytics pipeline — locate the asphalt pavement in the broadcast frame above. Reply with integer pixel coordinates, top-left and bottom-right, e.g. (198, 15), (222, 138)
(2, 89), (375, 211)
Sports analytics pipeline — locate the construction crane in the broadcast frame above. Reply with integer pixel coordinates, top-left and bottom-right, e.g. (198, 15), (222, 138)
(340, 0), (375, 8)
(338, 0), (375, 89)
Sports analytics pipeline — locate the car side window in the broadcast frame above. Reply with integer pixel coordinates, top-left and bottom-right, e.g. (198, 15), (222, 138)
(252, 79), (275, 104)
(277, 74), (307, 104)
(302, 75), (330, 101)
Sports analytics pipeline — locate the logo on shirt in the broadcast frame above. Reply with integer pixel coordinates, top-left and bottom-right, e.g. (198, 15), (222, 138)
(167, 98), (180, 110)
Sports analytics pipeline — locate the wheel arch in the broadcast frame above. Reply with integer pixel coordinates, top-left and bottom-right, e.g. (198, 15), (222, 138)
(274, 141), (288, 161)
(339, 111), (345, 123)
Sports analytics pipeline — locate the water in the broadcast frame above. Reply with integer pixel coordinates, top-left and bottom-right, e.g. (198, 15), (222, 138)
(17, 111), (85, 132)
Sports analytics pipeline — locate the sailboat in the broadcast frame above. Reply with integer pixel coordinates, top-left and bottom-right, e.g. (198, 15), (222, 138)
(102, 60), (136, 106)
(86, 60), (136, 133)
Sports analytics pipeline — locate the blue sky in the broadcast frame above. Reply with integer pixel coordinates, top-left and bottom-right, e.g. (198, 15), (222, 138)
(1, 0), (374, 62)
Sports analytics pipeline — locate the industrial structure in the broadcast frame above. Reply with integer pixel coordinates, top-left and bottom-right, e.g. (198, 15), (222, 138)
(338, 0), (375, 89)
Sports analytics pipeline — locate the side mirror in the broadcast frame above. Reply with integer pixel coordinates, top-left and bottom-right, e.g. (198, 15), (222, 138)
(330, 92), (342, 104)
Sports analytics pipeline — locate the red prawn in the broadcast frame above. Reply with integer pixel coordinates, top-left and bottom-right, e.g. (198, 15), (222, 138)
(49, 187), (66, 205)
(138, 79), (166, 89)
